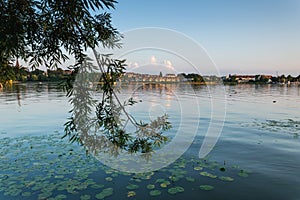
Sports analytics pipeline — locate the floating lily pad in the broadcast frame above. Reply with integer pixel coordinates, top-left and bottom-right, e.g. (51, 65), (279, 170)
(146, 184), (155, 190)
(169, 175), (180, 182)
(130, 176), (142, 182)
(105, 177), (113, 181)
(200, 171), (217, 179)
(126, 184), (139, 190)
(160, 181), (170, 188)
(155, 178), (166, 183)
(95, 188), (113, 199)
(199, 185), (214, 191)
(193, 166), (203, 171)
(219, 176), (234, 182)
(105, 170), (114, 174)
(238, 170), (249, 177)
(127, 191), (136, 197)
(149, 190), (161, 196)
(167, 186), (184, 194)
(0, 133), (249, 200)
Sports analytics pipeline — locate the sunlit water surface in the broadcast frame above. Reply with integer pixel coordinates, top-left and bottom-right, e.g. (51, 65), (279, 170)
(0, 82), (299, 200)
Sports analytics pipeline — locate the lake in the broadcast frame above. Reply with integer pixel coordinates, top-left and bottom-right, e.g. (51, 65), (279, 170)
(0, 82), (299, 200)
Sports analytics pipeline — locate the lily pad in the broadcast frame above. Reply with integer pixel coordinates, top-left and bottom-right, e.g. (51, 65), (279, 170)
(193, 166), (203, 171)
(95, 188), (113, 200)
(167, 186), (184, 194)
(149, 190), (161, 196)
(238, 171), (249, 177)
(169, 175), (180, 182)
(127, 191), (136, 197)
(160, 181), (170, 188)
(155, 178), (166, 183)
(126, 184), (139, 190)
(200, 171), (217, 179)
(105, 177), (113, 181)
(146, 184), (155, 190)
(219, 176), (234, 182)
(199, 185), (214, 191)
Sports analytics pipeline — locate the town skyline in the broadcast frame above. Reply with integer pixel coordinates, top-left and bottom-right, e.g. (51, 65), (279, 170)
(14, 61), (300, 78)
(7, 63), (299, 85)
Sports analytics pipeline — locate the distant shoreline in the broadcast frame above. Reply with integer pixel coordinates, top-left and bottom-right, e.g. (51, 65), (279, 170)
(7, 80), (300, 86)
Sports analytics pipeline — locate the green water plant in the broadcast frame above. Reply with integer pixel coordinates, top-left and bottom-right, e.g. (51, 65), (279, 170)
(126, 184), (139, 190)
(0, 134), (252, 199)
(127, 191), (136, 197)
(80, 194), (91, 200)
(149, 190), (161, 197)
(167, 186), (184, 195)
(146, 184), (155, 190)
(199, 185), (214, 191)
(95, 188), (113, 199)
(238, 170), (249, 178)
(200, 171), (217, 179)
(219, 176), (234, 182)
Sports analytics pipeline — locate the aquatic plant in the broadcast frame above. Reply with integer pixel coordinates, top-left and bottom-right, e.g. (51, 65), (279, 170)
(0, 134), (251, 199)
(149, 190), (161, 196)
(199, 185), (214, 191)
(167, 186), (184, 195)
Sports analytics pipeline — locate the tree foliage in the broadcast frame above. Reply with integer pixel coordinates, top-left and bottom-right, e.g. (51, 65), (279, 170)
(0, 0), (120, 72)
(1, 0), (171, 156)
(63, 53), (171, 156)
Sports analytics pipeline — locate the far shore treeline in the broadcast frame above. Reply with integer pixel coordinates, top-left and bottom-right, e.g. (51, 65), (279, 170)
(1, 64), (300, 85)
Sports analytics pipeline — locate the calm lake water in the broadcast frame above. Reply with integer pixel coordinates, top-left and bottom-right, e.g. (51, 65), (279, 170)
(0, 82), (299, 200)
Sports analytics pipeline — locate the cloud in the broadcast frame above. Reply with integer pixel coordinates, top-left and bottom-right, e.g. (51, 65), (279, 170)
(127, 61), (139, 69)
(133, 62), (139, 68)
(163, 60), (176, 71)
(151, 56), (157, 64)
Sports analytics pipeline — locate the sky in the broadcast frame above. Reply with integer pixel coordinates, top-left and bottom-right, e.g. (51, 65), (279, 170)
(106, 0), (300, 76)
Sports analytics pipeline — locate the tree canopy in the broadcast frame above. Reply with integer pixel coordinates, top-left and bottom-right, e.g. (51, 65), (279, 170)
(0, 0), (120, 72)
(0, 0), (171, 156)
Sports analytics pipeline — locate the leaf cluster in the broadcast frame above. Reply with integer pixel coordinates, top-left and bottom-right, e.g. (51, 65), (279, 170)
(0, 0), (120, 76)
(63, 53), (172, 157)
(1, 0), (172, 158)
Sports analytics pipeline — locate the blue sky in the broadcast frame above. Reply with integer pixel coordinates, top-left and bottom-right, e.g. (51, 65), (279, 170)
(108, 0), (300, 76)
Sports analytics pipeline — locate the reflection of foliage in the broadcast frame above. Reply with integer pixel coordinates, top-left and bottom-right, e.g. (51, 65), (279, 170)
(63, 53), (171, 156)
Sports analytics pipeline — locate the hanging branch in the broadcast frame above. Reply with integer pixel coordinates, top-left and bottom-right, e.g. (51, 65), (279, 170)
(62, 2), (172, 156)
